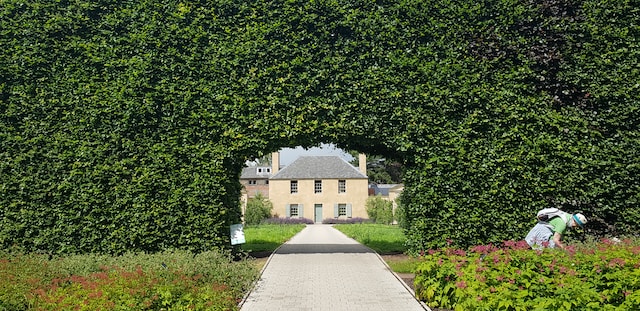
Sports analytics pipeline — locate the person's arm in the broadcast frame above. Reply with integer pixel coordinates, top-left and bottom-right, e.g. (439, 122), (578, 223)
(552, 232), (564, 249)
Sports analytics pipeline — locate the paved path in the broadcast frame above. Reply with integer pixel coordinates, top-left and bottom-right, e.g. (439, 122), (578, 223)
(239, 224), (428, 311)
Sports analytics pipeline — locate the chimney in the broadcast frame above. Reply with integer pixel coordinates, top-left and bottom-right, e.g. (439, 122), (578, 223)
(358, 153), (367, 175)
(271, 152), (280, 175)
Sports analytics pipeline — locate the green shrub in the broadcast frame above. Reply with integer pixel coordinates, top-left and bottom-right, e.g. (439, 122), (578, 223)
(244, 193), (273, 226)
(1, 0), (637, 256)
(414, 237), (640, 311)
(0, 249), (259, 310)
(366, 196), (394, 225)
(394, 197), (407, 229)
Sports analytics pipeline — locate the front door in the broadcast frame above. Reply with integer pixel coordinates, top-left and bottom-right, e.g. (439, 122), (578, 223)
(314, 204), (323, 223)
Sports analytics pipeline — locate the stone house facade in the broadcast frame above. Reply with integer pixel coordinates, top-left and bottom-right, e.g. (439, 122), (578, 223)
(268, 152), (369, 223)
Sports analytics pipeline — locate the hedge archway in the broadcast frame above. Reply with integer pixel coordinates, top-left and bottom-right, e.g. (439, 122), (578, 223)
(1, 0), (638, 254)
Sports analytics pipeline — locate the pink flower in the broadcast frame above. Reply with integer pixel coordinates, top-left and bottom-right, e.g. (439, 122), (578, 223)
(608, 258), (626, 268)
(456, 281), (467, 289)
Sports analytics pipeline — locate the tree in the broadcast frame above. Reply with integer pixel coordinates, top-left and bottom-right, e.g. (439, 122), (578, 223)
(366, 196), (393, 225)
(243, 193), (273, 226)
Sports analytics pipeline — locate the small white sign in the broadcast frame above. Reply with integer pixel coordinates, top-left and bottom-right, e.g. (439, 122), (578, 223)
(230, 224), (245, 245)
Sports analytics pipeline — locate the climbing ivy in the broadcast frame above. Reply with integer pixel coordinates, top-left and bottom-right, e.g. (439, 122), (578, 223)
(1, 0), (638, 254)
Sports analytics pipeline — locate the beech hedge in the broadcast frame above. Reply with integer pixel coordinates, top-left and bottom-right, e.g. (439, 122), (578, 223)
(1, 0), (638, 254)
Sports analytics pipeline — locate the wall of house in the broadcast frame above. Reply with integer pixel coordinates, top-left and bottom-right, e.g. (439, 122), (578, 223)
(241, 179), (270, 198)
(269, 178), (369, 222)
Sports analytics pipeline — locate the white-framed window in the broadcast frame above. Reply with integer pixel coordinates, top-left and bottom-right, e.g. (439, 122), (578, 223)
(290, 180), (298, 194)
(314, 180), (322, 193)
(334, 203), (352, 218)
(290, 204), (299, 217)
(286, 204), (303, 218)
(338, 204), (347, 216)
(338, 180), (346, 193)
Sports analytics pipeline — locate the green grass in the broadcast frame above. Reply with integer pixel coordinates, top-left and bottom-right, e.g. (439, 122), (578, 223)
(333, 224), (407, 255)
(333, 224), (423, 273)
(384, 256), (423, 273)
(241, 224), (306, 253)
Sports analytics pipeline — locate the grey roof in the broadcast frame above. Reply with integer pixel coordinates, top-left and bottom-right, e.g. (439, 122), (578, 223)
(369, 184), (402, 196)
(271, 156), (367, 180)
(240, 166), (272, 179)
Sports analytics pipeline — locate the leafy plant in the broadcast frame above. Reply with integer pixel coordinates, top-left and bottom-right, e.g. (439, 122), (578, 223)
(322, 217), (370, 224)
(366, 195), (394, 225)
(0, 249), (259, 310)
(244, 193), (273, 226)
(1, 0), (637, 255)
(414, 237), (640, 310)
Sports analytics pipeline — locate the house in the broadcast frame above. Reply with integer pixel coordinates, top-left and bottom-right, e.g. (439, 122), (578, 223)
(268, 152), (369, 223)
(240, 166), (273, 199)
(369, 183), (404, 200)
(239, 166), (273, 219)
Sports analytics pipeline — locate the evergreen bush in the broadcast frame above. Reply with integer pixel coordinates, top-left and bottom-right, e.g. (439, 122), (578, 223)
(243, 193), (273, 226)
(1, 0), (637, 254)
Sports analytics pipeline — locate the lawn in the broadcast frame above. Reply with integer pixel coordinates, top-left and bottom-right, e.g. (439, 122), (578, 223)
(241, 224), (306, 254)
(333, 223), (408, 254)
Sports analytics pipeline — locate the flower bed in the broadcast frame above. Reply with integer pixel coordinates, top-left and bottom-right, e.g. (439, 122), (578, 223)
(414, 238), (640, 311)
(0, 249), (258, 310)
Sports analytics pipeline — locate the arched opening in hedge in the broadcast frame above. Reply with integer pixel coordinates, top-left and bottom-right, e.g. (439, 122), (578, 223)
(1, 0), (637, 255)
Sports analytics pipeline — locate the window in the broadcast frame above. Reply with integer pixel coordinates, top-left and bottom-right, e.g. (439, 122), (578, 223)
(290, 204), (299, 217)
(290, 180), (298, 194)
(265, 180), (269, 185)
(334, 203), (352, 218)
(286, 204), (303, 218)
(256, 167), (271, 174)
(338, 180), (346, 193)
(248, 180), (256, 185)
(338, 204), (347, 216)
(314, 180), (322, 193)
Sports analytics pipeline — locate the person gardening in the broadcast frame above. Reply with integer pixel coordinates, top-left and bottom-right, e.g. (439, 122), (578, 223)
(525, 208), (587, 249)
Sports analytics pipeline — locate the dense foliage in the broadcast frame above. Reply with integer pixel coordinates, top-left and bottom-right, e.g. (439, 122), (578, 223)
(365, 195), (394, 225)
(1, 0), (638, 254)
(415, 238), (640, 310)
(243, 193), (273, 226)
(0, 249), (258, 310)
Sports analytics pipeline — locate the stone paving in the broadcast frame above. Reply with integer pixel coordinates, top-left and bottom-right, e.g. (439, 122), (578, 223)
(239, 224), (429, 311)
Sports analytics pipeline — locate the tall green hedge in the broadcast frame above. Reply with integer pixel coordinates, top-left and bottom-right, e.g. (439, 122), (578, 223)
(1, 0), (638, 254)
